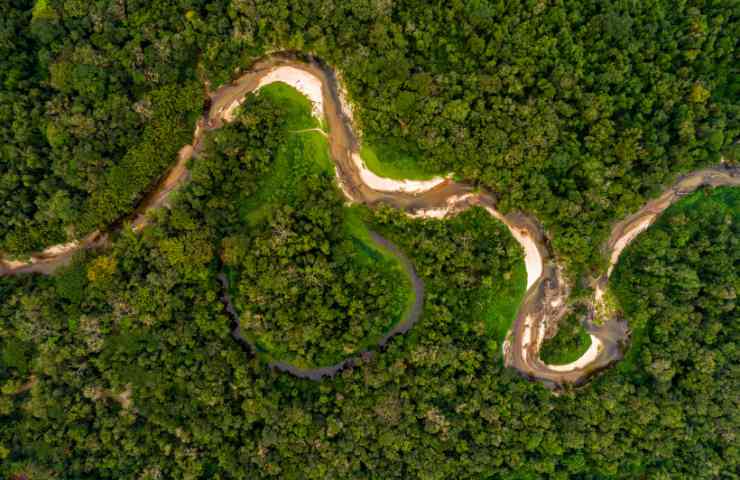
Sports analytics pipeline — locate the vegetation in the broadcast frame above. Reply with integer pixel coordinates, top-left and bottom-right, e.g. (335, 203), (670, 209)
(1, 0), (739, 478)
(194, 84), (416, 368)
(3, 0), (736, 275)
(612, 186), (739, 374)
(539, 305), (593, 365)
(359, 139), (442, 181)
(0, 0), (204, 255)
(236, 82), (332, 225)
(217, 0), (738, 275)
(365, 205), (526, 353)
(2, 182), (737, 478)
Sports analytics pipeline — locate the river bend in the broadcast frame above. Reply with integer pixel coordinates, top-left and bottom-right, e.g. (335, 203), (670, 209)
(1, 52), (738, 386)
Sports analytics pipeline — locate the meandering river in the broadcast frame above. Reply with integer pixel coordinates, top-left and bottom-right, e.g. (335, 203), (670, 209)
(218, 230), (425, 380)
(1, 51), (738, 387)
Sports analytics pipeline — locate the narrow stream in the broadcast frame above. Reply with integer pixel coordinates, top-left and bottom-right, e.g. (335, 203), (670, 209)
(1, 51), (738, 387)
(218, 229), (423, 380)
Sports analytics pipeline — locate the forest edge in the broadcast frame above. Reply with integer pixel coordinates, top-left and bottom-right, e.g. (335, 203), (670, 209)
(1, 51), (738, 389)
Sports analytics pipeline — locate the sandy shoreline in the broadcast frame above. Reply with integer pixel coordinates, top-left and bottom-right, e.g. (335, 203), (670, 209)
(351, 153), (449, 194)
(546, 336), (603, 372)
(2, 51), (737, 387)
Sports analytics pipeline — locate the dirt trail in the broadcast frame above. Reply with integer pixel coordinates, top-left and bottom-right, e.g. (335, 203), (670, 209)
(6, 375), (37, 396)
(2, 51), (737, 387)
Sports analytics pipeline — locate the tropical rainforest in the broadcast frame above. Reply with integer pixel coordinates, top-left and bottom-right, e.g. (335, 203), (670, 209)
(197, 83), (416, 369)
(1, 0), (739, 478)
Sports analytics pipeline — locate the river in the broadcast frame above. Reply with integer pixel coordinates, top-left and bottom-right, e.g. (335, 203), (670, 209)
(1, 51), (738, 387)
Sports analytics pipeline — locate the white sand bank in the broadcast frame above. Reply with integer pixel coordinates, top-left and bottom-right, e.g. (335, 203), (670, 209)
(482, 207), (542, 291)
(607, 215), (654, 276)
(352, 153), (448, 194)
(257, 66), (324, 118)
(546, 335), (602, 372)
(222, 66), (325, 123)
(408, 199), (542, 291)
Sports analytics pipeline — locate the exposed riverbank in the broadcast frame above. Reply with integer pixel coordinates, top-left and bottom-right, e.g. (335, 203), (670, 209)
(2, 51), (738, 387)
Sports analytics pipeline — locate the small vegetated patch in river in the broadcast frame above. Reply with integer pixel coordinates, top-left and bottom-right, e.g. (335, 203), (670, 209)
(197, 83), (413, 368)
(539, 304), (592, 365)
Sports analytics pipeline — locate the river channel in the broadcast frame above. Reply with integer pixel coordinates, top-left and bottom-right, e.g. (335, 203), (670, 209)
(1, 51), (738, 387)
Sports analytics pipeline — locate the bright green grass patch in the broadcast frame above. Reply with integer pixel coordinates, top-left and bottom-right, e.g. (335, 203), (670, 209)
(343, 206), (378, 247)
(239, 83), (332, 225)
(670, 184), (739, 214)
(32, 0), (57, 21)
(360, 139), (444, 181)
(539, 307), (592, 365)
(480, 259), (527, 345)
(241, 130), (332, 225)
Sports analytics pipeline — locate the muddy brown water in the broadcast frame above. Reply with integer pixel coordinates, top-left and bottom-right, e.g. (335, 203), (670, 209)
(1, 51), (738, 387)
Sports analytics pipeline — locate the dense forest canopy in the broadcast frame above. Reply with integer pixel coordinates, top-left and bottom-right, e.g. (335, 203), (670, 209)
(1, 0), (202, 254)
(611, 186), (739, 378)
(195, 83), (416, 368)
(1, 0), (737, 274)
(1, 0), (739, 478)
(1, 167), (737, 479)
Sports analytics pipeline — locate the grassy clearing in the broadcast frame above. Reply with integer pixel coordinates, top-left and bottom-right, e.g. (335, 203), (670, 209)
(32, 0), (56, 21)
(343, 206), (383, 249)
(241, 130), (332, 225)
(360, 139), (444, 181)
(671, 184), (739, 214)
(239, 83), (332, 225)
(480, 260), (527, 345)
(258, 82), (319, 131)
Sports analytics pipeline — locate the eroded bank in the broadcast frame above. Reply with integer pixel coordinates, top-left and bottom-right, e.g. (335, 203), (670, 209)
(2, 51), (738, 387)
